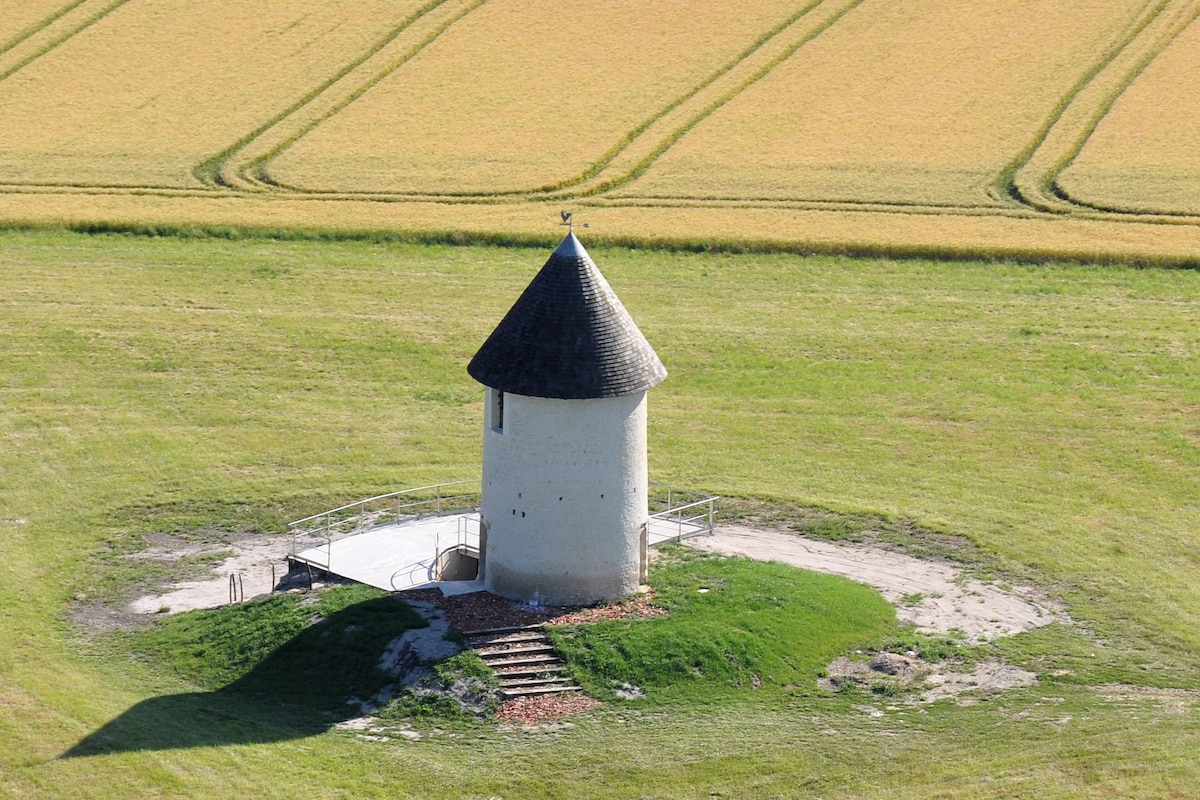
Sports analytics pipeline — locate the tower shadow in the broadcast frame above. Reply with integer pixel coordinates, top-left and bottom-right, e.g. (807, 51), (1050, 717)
(63, 595), (425, 757)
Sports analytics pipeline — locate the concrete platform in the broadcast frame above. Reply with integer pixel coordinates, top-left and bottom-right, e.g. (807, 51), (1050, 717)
(289, 511), (710, 594)
(290, 512), (482, 594)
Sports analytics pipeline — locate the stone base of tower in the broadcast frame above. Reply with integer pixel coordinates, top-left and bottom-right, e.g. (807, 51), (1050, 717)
(484, 560), (641, 607)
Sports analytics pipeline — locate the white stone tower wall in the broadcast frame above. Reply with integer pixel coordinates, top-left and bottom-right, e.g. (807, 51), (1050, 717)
(481, 390), (648, 605)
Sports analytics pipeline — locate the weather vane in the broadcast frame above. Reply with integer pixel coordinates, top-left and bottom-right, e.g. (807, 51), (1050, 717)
(560, 210), (589, 233)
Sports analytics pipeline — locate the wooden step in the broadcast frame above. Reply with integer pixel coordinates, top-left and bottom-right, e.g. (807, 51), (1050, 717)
(472, 647), (556, 662)
(462, 625), (543, 637)
(481, 652), (562, 669)
(474, 638), (547, 651)
(475, 644), (557, 658)
(493, 665), (568, 678)
(465, 630), (547, 646)
(502, 685), (583, 698)
(500, 676), (577, 689)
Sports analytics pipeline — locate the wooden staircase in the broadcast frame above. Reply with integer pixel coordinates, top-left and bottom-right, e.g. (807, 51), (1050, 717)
(463, 626), (581, 699)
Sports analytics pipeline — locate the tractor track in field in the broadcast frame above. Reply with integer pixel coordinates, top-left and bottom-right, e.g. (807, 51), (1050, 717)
(485, 0), (871, 201)
(0, 0), (131, 84)
(998, 0), (1200, 220)
(204, 0), (489, 192)
(0, 0), (91, 61)
(229, 0), (869, 200)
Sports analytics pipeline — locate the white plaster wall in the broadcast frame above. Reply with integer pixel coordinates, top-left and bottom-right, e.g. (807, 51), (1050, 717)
(480, 389), (648, 605)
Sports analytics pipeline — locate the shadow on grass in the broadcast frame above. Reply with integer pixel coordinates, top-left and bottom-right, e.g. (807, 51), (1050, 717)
(61, 690), (334, 756)
(63, 595), (425, 757)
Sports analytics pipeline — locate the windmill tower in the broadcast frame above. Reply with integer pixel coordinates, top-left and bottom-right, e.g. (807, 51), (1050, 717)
(466, 232), (667, 605)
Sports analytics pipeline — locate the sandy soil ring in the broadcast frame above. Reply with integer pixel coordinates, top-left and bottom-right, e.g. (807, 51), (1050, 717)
(129, 525), (1065, 647)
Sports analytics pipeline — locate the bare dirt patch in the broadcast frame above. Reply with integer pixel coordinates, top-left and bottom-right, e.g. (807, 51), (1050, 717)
(919, 659), (1040, 704)
(689, 524), (1057, 704)
(820, 652), (1040, 706)
(126, 534), (292, 615)
(72, 533), (297, 634)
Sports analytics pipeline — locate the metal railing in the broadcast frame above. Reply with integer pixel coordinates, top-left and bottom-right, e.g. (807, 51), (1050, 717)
(433, 513), (482, 581)
(434, 512), (481, 559)
(287, 480), (481, 569)
(647, 484), (719, 543)
(285, 480), (716, 574)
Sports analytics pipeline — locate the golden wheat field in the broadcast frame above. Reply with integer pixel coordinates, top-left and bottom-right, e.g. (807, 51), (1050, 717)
(268, 0), (805, 195)
(1, 0), (1200, 259)
(609, 0), (1144, 207)
(0, 0), (427, 187)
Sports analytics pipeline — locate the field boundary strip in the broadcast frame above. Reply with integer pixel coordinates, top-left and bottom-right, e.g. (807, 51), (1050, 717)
(203, 0), (487, 192)
(0, 0), (130, 84)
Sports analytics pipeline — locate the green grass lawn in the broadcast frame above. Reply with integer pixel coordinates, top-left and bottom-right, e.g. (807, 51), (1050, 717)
(2, 229), (1198, 798)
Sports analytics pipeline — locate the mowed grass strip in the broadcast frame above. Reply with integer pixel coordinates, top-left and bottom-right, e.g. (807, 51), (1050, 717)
(1058, 12), (1200, 216)
(0, 0), (429, 188)
(266, 0), (804, 195)
(1, 230), (1198, 678)
(613, 0), (1147, 207)
(2, 231), (1200, 798)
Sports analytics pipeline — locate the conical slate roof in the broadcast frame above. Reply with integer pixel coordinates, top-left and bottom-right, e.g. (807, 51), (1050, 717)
(467, 232), (667, 399)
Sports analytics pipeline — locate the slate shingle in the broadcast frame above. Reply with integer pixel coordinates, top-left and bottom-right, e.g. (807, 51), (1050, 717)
(467, 232), (667, 399)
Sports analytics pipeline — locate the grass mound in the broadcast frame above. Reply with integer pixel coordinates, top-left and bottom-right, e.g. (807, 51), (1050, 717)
(549, 551), (899, 704)
(123, 554), (900, 720)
